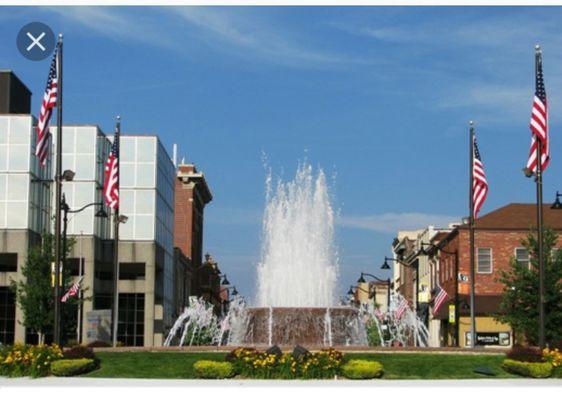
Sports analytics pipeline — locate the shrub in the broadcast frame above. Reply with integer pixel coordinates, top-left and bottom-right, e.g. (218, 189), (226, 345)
(341, 360), (384, 379)
(51, 358), (97, 377)
(506, 345), (543, 363)
(193, 360), (235, 379)
(542, 348), (562, 368)
(227, 347), (344, 379)
(86, 341), (111, 348)
(502, 359), (553, 378)
(0, 343), (63, 378)
(365, 320), (382, 346)
(63, 345), (100, 367)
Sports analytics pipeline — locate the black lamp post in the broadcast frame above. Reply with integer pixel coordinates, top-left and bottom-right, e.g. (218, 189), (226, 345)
(357, 272), (392, 311)
(59, 194), (108, 343)
(381, 256), (421, 314)
(551, 191), (562, 210)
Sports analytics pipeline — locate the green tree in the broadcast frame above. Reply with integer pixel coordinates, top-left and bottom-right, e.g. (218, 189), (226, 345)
(10, 232), (79, 344)
(497, 228), (562, 346)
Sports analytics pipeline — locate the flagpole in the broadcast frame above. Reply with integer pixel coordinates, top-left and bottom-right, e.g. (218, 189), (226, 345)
(534, 45), (546, 350)
(111, 116), (121, 348)
(53, 34), (64, 345)
(77, 231), (83, 344)
(469, 121), (476, 349)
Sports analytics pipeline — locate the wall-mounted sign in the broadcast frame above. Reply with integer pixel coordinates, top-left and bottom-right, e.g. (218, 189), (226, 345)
(448, 304), (456, 324)
(458, 273), (469, 282)
(465, 332), (511, 347)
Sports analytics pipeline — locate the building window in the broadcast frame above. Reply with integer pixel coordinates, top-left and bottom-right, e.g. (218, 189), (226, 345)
(118, 293), (144, 347)
(477, 248), (493, 273)
(65, 258), (84, 276)
(515, 248), (530, 268)
(119, 263), (145, 280)
(0, 253), (17, 272)
(0, 287), (16, 345)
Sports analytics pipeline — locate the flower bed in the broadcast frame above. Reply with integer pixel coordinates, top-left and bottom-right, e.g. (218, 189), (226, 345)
(0, 343), (63, 378)
(226, 347), (346, 379)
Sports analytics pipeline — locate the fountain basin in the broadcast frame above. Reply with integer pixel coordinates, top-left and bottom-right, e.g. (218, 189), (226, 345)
(239, 307), (366, 346)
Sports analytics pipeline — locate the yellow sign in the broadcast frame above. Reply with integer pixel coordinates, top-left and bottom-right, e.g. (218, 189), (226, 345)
(448, 304), (456, 324)
(50, 262), (62, 287)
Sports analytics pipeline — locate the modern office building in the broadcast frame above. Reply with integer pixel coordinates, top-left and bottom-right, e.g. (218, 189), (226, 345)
(0, 72), (52, 344)
(0, 70), (219, 347)
(50, 124), (112, 344)
(116, 134), (177, 346)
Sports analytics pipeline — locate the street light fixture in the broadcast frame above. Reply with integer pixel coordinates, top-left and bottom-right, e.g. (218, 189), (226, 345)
(551, 191), (562, 210)
(62, 169), (75, 182)
(221, 274), (230, 286)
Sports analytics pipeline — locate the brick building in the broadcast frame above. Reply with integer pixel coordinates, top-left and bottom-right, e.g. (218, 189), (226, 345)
(429, 203), (562, 348)
(173, 163), (214, 314)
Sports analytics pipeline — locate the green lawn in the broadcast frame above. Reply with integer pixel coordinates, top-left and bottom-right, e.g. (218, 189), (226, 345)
(85, 351), (518, 379)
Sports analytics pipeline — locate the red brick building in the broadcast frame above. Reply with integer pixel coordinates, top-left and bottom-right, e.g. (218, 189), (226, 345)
(173, 163), (213, 314)
(431, 203), (562, 347)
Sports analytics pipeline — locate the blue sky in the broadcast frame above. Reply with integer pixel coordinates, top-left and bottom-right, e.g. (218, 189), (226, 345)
(2, 6), (561, 300)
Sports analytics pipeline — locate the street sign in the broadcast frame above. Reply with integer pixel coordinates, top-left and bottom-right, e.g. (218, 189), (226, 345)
(448, 304), (456, 324)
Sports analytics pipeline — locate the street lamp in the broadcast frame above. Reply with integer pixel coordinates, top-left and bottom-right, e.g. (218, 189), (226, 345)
(221, 274), (230, 286)
(551, 191), (562, 210)
(357, 272), (392, 310)
(59, 194), (108, 344)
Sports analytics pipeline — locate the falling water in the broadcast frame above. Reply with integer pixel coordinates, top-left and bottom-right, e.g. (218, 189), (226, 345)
(256, 163), (338, 307)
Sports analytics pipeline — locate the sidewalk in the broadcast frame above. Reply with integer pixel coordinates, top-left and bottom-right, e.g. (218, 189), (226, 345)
(1, 377), (560, 387)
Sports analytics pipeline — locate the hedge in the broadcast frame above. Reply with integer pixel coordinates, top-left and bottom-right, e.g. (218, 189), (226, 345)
(193, 360), (235, 379)
(502, 359), (553, 378)
(341, 360), (384, 379)
(50, 358), (98, 377)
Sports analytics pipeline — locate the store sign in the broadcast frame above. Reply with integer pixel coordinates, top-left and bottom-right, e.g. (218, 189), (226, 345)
(465, 332), (511, 347)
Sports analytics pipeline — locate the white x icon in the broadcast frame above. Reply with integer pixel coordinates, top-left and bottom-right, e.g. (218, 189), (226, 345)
(26, 31), (46, 51)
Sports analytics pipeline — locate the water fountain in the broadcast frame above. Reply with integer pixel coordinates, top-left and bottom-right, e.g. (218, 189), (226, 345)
(233, 163), (366, 346)
(164, 162), (429, 348)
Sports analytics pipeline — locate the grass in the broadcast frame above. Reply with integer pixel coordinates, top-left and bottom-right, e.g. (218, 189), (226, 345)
(85, 352), (226, 379)
(84, 351), (520, 379)
(345, 353), (515, 379)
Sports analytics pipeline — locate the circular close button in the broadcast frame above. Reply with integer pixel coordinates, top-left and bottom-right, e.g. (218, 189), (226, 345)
(17, 22), (55, 61)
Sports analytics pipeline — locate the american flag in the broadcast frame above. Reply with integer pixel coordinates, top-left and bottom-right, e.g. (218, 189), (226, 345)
(61, 277), (83, 303)
(35, 48), (58, 165)
(473, 135), (488, 218)
(432, 285), (448, 315)
(394, 298), (409, 320)
(374, 307), (385, 321)
(103, 125), (120, 209)
(527, 48), (550, 174)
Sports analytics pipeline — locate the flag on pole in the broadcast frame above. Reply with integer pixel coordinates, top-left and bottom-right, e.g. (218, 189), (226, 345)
(374, 307), (385, 321)
(61, 277), (83, 303)
(103, 126), (119, 209)
(394, 298), (409, 320)
(35, 47), (59, 165)
(472, 135), (488, 218)
(432, 284), (448, 315)
(526, 49), (550, 174)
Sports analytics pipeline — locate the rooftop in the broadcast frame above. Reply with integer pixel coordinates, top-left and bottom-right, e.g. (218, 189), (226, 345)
(460, 203), (562, 230)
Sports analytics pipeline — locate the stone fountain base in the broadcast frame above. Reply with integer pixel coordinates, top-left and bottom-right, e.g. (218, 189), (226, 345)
(240, 307), (366, 346)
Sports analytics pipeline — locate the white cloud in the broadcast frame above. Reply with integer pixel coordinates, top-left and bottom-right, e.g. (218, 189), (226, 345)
(168, 7), (364, 68)
(337, 212), (459, 233)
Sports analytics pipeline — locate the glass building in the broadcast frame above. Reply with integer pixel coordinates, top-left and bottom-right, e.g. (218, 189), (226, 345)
(116, 135), (175, 346)
(1, 72), (182, 347)
(0, 114), (51, 344)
